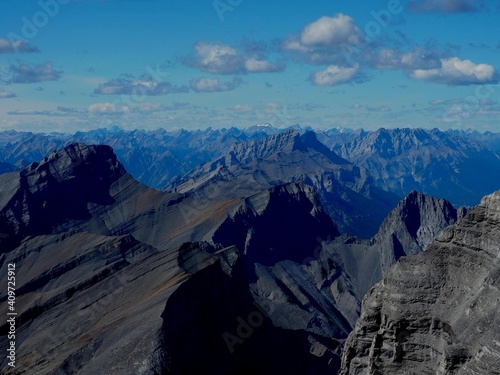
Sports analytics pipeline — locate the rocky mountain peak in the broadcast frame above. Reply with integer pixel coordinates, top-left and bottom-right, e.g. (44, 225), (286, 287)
(374, 190), (460, 272)
(395, 190), (458, 239)
(0, 143), (126, 237)
(23, 142), (125, 183)
(227, 129), (301, 162)
(211, 129), (348, 172)
(297, 131), (350, 164)
(377, 191), (458, 242)
(479, 188), (500, 214)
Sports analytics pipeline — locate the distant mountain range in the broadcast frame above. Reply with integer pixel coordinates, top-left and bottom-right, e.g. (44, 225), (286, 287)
(1, 125), (498, 237)
(334, 127), (500, 207)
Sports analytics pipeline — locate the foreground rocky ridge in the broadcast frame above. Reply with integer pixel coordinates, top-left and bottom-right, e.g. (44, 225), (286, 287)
(340, 190), (500, 374)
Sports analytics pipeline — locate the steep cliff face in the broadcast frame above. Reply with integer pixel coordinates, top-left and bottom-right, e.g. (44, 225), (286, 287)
(374, 190), (464, 273)
(212, 181), (340, 266)
(340, 190), (500, 375)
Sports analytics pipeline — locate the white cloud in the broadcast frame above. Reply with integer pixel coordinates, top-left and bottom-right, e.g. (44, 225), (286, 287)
(282, 14), (363, 66)
(281, 38), (310, 54)
(367, 47), (441, 70)
(311, 64), (360, 86)
(409, 57), (498, 85)
(88, 103), (130, 115)
(244, 58), (280, 73)
(190, 77), (243, 93)
(0, 90), (16, 99)
(187, 42), (282, 74)
(94, 76), (188, 95)
(194, 42), (241, 74)
(8, 62), (62, 83)
(0, 38), (38, 53)
(300, 14), (362, 46)
(7, 107), (85, 117)
(136, 102), (163, 112)
(367, 105), (392, 112)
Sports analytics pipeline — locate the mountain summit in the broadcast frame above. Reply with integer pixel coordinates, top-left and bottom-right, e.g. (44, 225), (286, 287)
(0, 143), (125, 239)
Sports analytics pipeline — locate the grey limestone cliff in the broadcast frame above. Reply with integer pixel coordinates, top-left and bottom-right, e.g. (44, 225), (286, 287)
(340, 190), (500, 375)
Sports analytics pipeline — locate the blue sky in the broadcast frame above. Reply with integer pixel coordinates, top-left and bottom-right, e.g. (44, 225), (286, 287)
(1, 0), (500, 132)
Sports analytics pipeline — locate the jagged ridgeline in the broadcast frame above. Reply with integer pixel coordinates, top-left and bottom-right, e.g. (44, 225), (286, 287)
(1, 126), (500, 220)
(0, 126), (499, 374)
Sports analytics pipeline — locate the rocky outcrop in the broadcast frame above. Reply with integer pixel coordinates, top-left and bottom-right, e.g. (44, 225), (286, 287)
(340, 190), (500, 375)
(317, 190), (462, 329)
